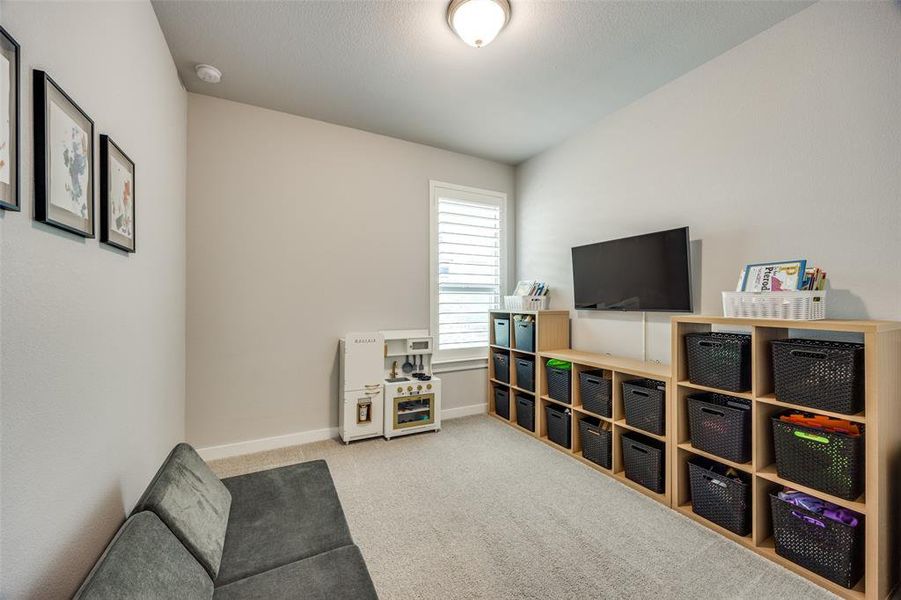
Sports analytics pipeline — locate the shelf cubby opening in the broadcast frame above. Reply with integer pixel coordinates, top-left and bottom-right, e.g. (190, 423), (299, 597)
(674, 447), (754, 547)
(754, 475), (866, 599)
(572, 413), (614, 473)
(676, 384), (753, 469)
(489, 310), (511, 350)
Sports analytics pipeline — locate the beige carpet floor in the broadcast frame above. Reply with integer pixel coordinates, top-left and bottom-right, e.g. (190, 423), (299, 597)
(208, 415), (835, 600)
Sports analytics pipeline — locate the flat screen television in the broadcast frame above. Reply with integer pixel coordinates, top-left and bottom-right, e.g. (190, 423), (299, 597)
(571, 227), (692, 312)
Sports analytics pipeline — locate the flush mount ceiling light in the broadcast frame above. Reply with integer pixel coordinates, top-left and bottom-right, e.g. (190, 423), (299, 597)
(194, 64), (222, 84)
(447, 0), (511, 48)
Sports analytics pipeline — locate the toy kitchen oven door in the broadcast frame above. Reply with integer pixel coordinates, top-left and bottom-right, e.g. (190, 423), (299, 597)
(382, 330), (441, 439)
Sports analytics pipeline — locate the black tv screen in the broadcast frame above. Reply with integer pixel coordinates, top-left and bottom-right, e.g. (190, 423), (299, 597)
(572, 227), (692, 312)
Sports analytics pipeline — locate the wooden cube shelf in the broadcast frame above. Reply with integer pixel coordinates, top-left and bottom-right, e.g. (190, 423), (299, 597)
(488, 307), (674, 508)
(488, 312), (901, 599)
(487, 310), (569, 430)
(671, 316), (901, 600)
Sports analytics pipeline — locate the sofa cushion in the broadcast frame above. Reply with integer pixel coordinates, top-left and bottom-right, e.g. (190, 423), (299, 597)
(212, 545), (378, 600)
(132, 443), (232, 579)
(216, 460), (353, 586)
(73, 511), (213, 600)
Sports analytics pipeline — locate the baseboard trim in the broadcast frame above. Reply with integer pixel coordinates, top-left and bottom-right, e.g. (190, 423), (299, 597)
(442, 402), (488, 420)
(196, 403), (488, 461)
(197, 427), (338, 461)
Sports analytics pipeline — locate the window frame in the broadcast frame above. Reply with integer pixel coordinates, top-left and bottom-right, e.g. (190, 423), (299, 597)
(429, 180), (509, 368)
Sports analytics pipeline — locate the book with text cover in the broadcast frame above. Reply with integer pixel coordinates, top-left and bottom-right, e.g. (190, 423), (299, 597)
(738, 260), (807, 292)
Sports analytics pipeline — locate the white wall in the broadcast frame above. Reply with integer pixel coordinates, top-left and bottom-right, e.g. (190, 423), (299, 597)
(186, 94), (514, 450)
(0, 2), (187, 598)
(516, 1), (901, 363)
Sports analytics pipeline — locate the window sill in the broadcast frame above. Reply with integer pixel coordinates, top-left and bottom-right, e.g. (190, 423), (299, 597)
(431, 356), (488, 374)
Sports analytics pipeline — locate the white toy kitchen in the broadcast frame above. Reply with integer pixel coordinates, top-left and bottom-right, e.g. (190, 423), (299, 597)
(339, 329), (441, 443)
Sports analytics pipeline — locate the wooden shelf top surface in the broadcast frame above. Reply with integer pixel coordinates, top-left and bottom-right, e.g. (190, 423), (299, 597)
(671, 314), (901, 333)
(678, 380), (754, 400)
(755, 393), (866, 423)
(677, 442), (753, 473)
(615, 419), (666, 442)
(490, 309), (570, 316)
(538, 349), (671, 381)
(756, 464), (867, 513)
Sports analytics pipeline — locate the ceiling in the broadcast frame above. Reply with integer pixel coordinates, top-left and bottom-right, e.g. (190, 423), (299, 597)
(152, 0), (812, 165)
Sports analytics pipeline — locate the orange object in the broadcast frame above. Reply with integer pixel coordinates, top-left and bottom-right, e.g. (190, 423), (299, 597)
(780, 412), (860, 436)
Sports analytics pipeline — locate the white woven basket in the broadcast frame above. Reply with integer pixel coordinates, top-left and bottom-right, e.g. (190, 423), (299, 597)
(722, 291), (826, 320)
(503, 295), (549, 311)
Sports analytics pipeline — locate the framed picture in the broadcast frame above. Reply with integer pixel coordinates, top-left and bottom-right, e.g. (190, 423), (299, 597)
(100, 135), (135, 252)
(34, 70), (95, 237)
(0, 26), (19, 211)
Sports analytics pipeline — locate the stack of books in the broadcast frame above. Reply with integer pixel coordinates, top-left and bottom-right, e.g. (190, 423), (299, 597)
(800, 267), (827, 291)
(512, 280), (549, 297)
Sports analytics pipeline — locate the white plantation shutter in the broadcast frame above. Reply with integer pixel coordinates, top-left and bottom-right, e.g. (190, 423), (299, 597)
(430, 182), (507, 361)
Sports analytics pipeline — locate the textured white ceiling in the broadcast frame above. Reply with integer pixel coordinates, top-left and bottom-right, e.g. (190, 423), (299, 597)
(152, 0), (812, 164)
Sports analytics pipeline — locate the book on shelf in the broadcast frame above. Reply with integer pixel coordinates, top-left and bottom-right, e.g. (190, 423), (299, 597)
(735, 260), (827, 292)
(738, 260), (806, 292)
(800, 267), (827, 291)
(512, 280), (550, 297)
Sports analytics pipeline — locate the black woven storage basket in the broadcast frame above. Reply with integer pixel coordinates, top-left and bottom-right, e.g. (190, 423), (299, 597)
(688, 459), (751, 536)
(515, 357), (535, 392)
(494, 387), (510, 420)
(513, 320), (535, 353)
(579, 417), (612, 469)
(687, 392), (752, 463)
(545, 404), (571, 449)
(622, 379), (666, 436)
(621, 433), (665, 493)
(685, 332), (752, 392)
(515, 394), (535, 432)
(493, 352), (509, 383)
(579, 369), (612, 417)
(772, 339), (865, 415)
(772, 414), (864, 500)
(770, 493), (864, 589)
(546, 365), (571, 404)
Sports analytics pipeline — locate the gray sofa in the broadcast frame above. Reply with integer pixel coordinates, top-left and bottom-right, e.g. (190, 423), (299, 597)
(73, 443), (378, 599)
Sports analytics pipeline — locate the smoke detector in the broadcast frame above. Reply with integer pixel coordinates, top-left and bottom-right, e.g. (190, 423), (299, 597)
(194, 64), (222, 84)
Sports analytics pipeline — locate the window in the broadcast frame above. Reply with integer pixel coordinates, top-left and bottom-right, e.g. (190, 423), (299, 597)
(430, 181), (508, 364)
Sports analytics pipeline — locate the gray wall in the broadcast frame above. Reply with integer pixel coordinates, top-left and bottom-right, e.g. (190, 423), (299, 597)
(186, 94), (514, 449)
(516, 1), (901, 363)
(0, 2), (187, 598)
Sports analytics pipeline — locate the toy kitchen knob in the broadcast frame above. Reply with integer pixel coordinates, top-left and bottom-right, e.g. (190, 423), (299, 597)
(427, 384), (432, 390)
(416, 385), (422, 391)
(396, 387), (402, 393)
(407, 386), (413, 392)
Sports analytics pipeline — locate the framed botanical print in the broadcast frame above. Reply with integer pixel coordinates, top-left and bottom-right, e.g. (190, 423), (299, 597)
(0, 26), (19, 211)
(100, 135), (135, 252)
(34, 70), (95, 237)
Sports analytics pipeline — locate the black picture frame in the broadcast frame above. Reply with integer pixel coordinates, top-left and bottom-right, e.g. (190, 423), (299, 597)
(33, 69), (95, 237)
(0, 26), (20, 211)
(100, 135), (136, 253)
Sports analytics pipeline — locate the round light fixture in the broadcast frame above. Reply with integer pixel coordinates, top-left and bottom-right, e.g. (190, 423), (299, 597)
(194, 64), (222, 84)
(447, 0), (511, 48)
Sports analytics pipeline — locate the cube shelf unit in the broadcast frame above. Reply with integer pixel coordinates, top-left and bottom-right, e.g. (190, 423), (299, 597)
(671, 316), (901, 600)
(488, 310), (570, 435)
(536, 350), (673, 506)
